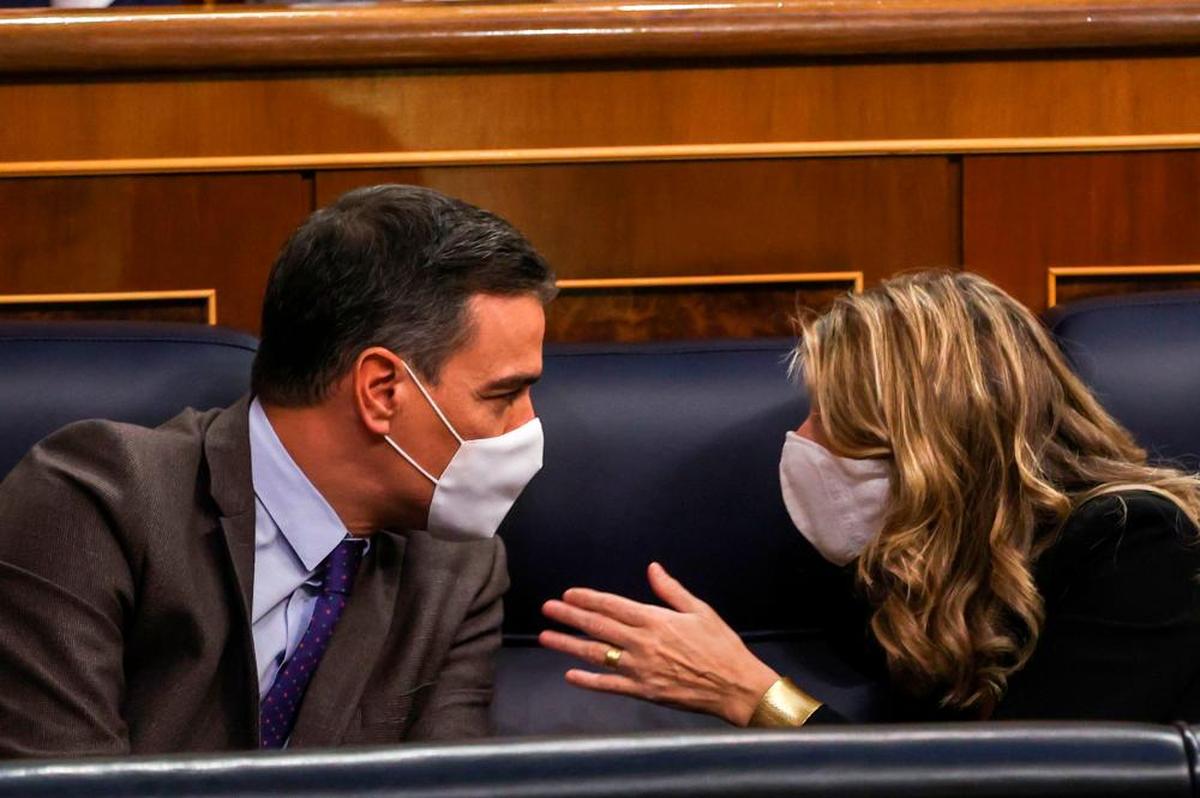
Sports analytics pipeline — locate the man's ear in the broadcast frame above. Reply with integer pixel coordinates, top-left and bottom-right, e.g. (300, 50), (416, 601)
(352, 347), (408, 436)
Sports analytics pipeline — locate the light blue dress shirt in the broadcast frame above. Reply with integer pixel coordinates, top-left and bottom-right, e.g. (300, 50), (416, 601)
(248, 398), (354, 699)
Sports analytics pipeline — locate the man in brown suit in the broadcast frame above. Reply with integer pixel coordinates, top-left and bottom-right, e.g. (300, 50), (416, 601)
(0, 185), (556, 757)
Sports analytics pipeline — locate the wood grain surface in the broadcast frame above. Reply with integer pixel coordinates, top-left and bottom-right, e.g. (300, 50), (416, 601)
(2, 0), (1200, 74)
(315, 159), (958, 284)
(3, 1), (1199, 337)
(7, 57), (1200, 165)
(0, 173), (310, 333)
(964, 151), (1200, 309)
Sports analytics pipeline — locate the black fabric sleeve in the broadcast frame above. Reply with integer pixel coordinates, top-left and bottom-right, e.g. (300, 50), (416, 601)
(993, 491), (1200, 723)
(804, 703), (848, 724)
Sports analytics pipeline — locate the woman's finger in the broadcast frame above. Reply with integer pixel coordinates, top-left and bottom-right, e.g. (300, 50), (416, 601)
(542, 599), (637, 647)
(647, 562), (706, 614)
(562, 588), (652, 627)
(539, 630), (627, 669)
(564, 668), (643, 698)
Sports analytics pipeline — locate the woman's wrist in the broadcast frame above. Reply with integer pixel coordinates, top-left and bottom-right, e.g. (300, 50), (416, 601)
(747, 677), (824, 728)
(725, 661), (782, 727)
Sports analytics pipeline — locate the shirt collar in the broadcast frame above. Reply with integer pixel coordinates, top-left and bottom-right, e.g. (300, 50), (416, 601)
(248, 397), (350, 572)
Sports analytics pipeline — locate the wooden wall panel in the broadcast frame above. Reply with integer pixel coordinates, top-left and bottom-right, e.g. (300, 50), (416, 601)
(317, 158), (956, 341)
(0, 290), (214, 324)
(548, 280), (854, 342)
(0, 173), (310, 333)
(1050, 267), (1200, 307)
(963, 151), (1200, 310)
(316, 159), (958, 283)
(6, 56), (1200, 166)
(4, 1), (1197, 75)
(2, 2), (1200, 345)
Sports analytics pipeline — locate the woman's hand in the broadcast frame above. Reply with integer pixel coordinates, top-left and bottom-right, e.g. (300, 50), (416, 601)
(539, 562), (780, 726)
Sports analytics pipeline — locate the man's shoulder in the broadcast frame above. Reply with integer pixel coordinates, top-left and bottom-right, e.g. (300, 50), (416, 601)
(3, 404), (237, 514)
(35, 407), (222, 476)
(0, 403), (247, 569)
(399, 530), (505, 564)
(392, 531), (508, 588)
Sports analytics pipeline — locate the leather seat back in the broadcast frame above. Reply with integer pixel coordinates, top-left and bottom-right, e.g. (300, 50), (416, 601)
(492, 340), (888, 733)
(1046, 291), (1200, 470)
(0, 322), (257, 479)
(0, 724), (1190, 797)
(499, 339), (819, 639)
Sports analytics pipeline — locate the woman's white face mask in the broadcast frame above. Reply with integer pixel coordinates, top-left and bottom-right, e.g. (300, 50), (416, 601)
(383, 361), (544, 543)
(778, 431), (892, 566)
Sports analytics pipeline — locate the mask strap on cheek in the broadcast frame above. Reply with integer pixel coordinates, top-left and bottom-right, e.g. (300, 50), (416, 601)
(383, 435), (440, 485)
(399, 360), (465, 445)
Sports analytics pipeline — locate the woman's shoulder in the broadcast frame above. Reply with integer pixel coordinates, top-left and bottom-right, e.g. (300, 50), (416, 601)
(1062, 489), (1198, 554)
(1045, 489), (1200, 624)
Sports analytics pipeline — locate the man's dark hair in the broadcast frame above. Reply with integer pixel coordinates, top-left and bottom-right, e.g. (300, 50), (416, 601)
(251, 184), (556, 406)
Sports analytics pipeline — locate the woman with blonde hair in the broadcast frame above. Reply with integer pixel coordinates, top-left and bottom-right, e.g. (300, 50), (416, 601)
(541, 270), (1200, 725)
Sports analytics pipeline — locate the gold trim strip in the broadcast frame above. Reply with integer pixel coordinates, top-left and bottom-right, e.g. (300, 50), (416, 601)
(557, 272), (863, 292)
(0, 289), (218, 325)
(7, 135), (1200, 178)
(1047, 265), (1200, 307)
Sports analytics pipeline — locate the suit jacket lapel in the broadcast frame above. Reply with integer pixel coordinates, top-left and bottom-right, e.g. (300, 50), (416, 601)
(287, 530), (408, 747)
(203, 395), (261, 740)
(205, 395), (256, 610)
(217, 511), (256, 626)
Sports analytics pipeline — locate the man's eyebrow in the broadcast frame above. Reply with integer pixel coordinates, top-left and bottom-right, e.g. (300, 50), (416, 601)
(480, 372), (542, 393)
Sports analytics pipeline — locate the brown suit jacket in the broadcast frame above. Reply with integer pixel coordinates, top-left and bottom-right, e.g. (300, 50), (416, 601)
(0, 397), (508, 757)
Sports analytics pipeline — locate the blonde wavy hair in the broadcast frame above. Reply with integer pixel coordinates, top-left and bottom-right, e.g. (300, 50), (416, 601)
(795, 270), (1200, 711)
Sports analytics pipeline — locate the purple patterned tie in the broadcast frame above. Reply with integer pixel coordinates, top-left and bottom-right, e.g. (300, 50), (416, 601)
(259, 538), (364, 749)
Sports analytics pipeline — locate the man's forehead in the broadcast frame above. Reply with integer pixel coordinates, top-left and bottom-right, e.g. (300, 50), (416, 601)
(470, 349), (543, 384)
(451, 293), (545, 382)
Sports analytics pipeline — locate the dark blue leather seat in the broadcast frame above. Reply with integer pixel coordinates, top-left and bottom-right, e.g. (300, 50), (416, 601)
(1045, 291), (1200, 470)
(2, 314), (1200, 794)
(0, 724), (1191, 797)
(0, 322), (257, 479)
(0, 324), (885, 736)
(494, 340), (887, 734)
(3, 307), (1198, 732)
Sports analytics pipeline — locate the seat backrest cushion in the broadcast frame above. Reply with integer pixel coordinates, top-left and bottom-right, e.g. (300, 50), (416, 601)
(0, 724), (1190, 798)
(0, 322), (257, 479)
(499, 339), (834, 638)
(1046, 291), (1200, 470)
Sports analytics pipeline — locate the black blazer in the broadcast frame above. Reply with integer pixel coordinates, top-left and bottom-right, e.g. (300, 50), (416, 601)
(814, 490), (1200, 724)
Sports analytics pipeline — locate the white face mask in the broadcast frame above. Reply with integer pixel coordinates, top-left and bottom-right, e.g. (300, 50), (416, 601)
(383, 362), (544, 542)
(779, 431), (892, 566)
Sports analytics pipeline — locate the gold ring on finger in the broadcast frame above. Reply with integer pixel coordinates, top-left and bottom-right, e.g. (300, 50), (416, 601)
(604, 647), (623, 670)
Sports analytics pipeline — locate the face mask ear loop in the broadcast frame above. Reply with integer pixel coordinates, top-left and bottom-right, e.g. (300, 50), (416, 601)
(383, 435), (440, 485)
(399, 360), (465, 445)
